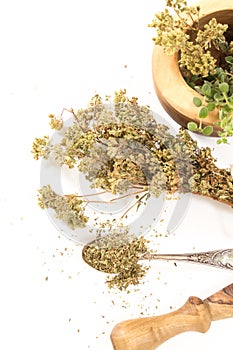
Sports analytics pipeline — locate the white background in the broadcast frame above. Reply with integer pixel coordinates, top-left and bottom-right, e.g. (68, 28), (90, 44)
(0, 0), (233, 349)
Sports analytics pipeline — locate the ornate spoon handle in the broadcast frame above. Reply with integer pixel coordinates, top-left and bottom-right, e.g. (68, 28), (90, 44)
(141, 248), (233, 270)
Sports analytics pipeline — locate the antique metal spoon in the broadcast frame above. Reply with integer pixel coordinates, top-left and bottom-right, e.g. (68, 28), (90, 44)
(139, 248), (233, 270)
(82, 243), (233, 272)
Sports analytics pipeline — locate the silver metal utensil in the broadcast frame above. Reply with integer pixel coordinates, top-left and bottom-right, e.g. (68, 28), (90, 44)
(140, 248), (233, 270)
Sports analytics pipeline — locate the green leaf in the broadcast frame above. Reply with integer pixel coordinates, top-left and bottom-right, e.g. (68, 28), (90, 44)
(201, 83), (212, 97)
(207, 102), (215, 111)
(219, 82), (229, 94)
(222, 104), (232, 113)
(193, 96), (202, 107)
(219, 73), (226, 83)
(214, 92), (224, 101)
(221, 138), (228, 144)
(199, 106), (209, 118)
(187, 122), (198, 132)
(216, 67), (224, 75)
(202, 125), (213, 136)
(225, 55), (233, 64)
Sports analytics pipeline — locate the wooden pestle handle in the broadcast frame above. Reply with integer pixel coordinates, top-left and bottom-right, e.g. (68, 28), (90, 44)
(110, 283), (233, 350)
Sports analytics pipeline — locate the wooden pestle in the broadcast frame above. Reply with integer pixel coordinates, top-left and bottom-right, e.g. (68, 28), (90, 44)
(110, 283), (233, 350)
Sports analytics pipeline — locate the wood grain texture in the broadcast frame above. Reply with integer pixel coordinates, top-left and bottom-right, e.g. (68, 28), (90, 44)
(152, 0), (233, 135)
(205, 283), (233, 321)
(111, 283), (233, 350)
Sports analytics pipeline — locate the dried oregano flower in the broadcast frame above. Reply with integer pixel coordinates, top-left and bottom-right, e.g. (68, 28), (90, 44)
(33, 90), (233, 230)
(196, 19), (228, 51)
(178, 43), (217, 77)
(38, 185), (88, 229)
(82, 233), (149, 290)
(32, 136), (49, 160)
(48, 114), (63, 130)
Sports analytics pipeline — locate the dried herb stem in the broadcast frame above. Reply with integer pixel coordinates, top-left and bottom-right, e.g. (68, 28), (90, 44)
(120, 192), (150, 219)
(109, 189), (147, 203)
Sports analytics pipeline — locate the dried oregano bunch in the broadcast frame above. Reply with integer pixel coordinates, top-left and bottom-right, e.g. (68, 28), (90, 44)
(32, 89), (233, 230)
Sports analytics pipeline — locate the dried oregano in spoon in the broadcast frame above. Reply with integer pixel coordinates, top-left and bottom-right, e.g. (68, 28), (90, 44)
(82, 233), (149, 290)
(32, 89), (233, 230)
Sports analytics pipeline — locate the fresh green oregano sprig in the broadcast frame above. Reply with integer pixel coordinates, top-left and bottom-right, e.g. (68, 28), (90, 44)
(188, 62), (233, 143)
